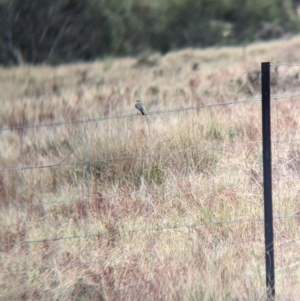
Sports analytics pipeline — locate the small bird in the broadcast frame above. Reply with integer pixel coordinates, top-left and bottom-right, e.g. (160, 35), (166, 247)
(135, 100), (146, 115)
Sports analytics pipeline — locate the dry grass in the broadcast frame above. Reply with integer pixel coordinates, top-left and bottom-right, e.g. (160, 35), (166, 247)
(1, 36), (300, 300)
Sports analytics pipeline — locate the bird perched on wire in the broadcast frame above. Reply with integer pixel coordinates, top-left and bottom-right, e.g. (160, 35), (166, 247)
(135, 100), (146, 115)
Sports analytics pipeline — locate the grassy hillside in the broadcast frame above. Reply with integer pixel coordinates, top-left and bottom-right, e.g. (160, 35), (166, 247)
(1, 37), (300, 300)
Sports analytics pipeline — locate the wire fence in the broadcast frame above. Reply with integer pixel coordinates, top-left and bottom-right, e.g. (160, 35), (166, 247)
(1, 63), (300, 300)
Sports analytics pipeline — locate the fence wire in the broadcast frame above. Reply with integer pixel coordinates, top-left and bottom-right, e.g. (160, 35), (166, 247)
(1, 63), (300, 299)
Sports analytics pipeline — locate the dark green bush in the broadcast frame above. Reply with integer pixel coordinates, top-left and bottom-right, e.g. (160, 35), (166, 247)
(0, 0), (299, 65)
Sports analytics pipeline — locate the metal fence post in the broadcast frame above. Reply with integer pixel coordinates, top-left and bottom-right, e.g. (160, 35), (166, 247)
(261, 62), (275, 300)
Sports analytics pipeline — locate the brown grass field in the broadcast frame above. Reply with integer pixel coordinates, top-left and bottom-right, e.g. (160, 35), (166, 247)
(1, 36), (300, 300)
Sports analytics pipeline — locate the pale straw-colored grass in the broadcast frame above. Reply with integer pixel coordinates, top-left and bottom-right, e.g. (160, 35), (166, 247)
(1, 36), (300, 300)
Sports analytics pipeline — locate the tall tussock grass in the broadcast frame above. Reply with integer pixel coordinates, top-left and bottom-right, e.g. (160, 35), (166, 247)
(1, 37), (300, 300)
